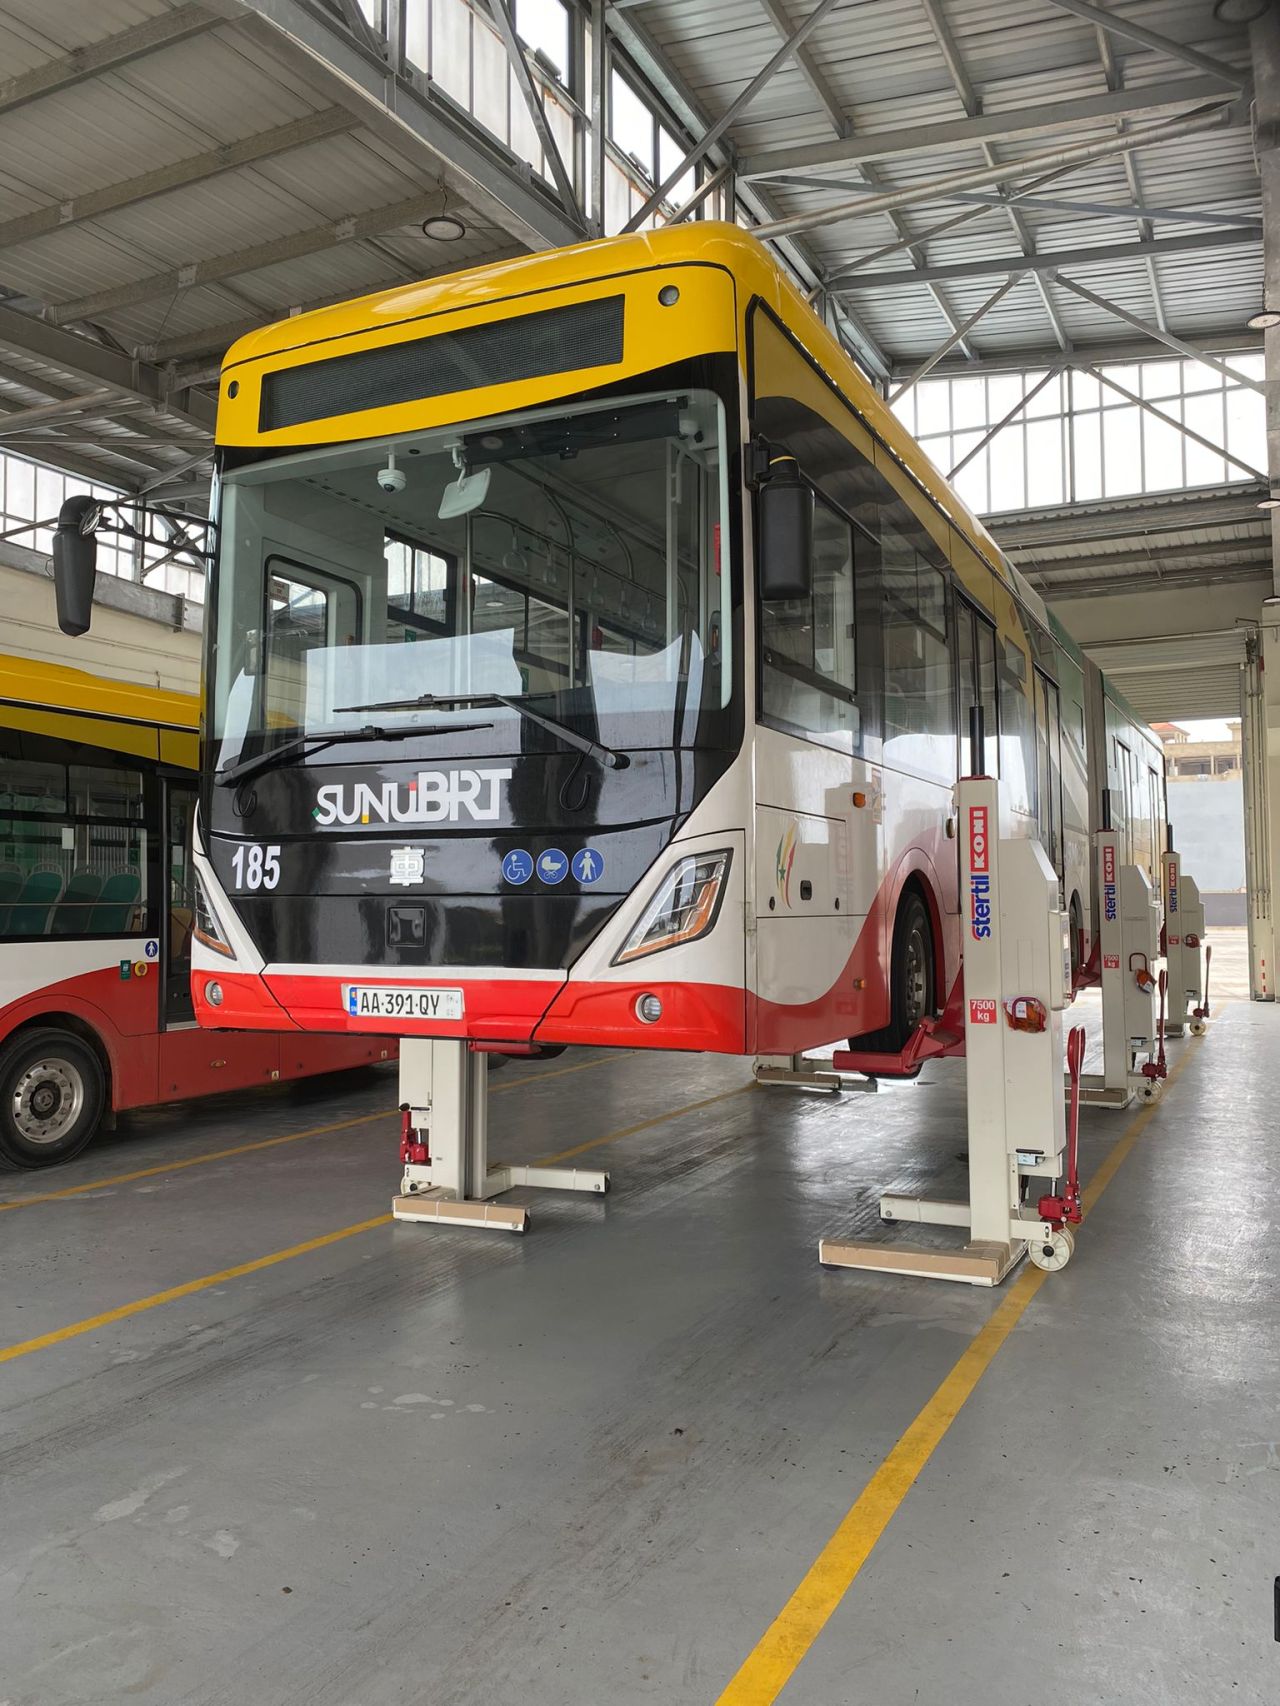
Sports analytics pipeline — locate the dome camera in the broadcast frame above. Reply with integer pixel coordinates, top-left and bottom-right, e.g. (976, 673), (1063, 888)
(377, 452), (407, 495)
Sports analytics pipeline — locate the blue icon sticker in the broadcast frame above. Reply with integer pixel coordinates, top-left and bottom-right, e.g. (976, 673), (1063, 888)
(502, 849), (533, 885)
(537, 849), (568, 885)
(144, 939), (159, 959)
(571, 849), (604, 886)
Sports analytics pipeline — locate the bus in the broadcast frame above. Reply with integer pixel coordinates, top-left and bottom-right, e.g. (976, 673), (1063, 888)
(143, 221), (1162, 1061)
(0, 654), (395, 1167)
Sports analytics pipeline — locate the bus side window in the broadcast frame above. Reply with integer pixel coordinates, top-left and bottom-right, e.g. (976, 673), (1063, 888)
(954, 599), (999, 775)
(998, 639), (1034, 815)
(760, 493), (861, 746)
(1033, 671), (1063, 873)
(881, 529), (952, 782)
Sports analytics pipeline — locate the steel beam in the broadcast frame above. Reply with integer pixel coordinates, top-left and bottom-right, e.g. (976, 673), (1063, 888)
(893, 330), (1262, 381)
(830, 226), (1260, 291)
(890, 279), (1022, 402)
(623, 0), (843, 231)
(0, 304), (214, 434)
(1042, 0), (1247, 89)
(756, 0), (847, 137)
(758, 102), (1239, 240)
(947, 369), (1061, 479)
(0, 5), (218, 118)
(591, 0), (607, 233)
(1030, 562), (1270, 599)
(739, 75), (1236, 177)
(1053, 276), (1265, 393)
(50, 193), (450, 325)
(213, 0), (581, 252)
(0, 108), (355, 251)
(1025, 535), (1273, 575)
(490, 0), (585, 228)
(752, 175), (1260, 229)
(1081, 362), (1266, 483)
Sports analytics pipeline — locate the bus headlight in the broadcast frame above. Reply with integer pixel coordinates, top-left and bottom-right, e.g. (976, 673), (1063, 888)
(613, 850), (731, 965)
(205, 980), (224, 1007)
(193, 871), (236, 959)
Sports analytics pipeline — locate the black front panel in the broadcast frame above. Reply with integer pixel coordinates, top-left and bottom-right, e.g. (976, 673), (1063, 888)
(206, 745), (733, 969)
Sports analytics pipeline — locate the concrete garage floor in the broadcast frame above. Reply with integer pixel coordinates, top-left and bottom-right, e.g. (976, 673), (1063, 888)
(0, 933), (1272, 1705)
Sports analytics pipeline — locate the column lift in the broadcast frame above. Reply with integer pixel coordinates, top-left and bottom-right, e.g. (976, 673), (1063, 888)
(820, 717), (1085, 1285)
(1076, 806), (1167, 1112)
(392, 1038), (608, 1234)
(1161, 846), (1211, 1039)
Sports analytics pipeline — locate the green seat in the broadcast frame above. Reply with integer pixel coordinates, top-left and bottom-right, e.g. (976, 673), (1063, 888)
(0, 866), (22, 935)
(52, 869), (105, 936)
(88, 870), (141, 935)
(7, 869), (65, 936)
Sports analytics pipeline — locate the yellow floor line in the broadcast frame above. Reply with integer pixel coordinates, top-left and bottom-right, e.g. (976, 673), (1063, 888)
(0, 1077), (748, 1367)
(0, 1052), (614, 1216)
(0, 1110), (394, 1215)
(713, 1032), (1206, 1706)
(536, 1082), (754, 1165)
(0, 1214), (395, 1367)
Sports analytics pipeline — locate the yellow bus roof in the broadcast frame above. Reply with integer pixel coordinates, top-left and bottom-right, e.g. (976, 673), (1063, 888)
(220, 221), (1011, 589)
(0, 653), (197, 730)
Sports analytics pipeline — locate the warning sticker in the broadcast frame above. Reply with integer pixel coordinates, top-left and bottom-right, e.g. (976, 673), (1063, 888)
(1103, 953), (1120, 970)
(968, 997), (998, 1026)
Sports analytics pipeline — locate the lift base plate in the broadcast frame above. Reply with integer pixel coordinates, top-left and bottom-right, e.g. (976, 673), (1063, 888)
(819, 1235), (1024, 1288)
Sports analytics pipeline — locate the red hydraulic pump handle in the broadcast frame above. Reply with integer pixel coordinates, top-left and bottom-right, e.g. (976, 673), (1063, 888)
(1040, 1024), (1086, 1230)
(1194, 943), (1212, 1021)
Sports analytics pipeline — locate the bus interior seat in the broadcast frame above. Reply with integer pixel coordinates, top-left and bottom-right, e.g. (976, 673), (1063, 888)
(7, 869), (67, 936)
(51, 869), (105, 935)
(87, 870), (142, 935)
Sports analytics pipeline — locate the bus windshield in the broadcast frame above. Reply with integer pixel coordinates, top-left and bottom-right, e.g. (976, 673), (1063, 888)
(211, 389), (732, 772)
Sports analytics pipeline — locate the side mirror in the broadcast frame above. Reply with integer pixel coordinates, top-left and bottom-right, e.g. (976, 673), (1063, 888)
(52, 494), (101, 636)
(757, 455), (813, 602)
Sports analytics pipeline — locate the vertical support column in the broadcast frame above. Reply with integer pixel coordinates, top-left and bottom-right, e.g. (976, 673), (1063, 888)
(1252, 6), (1280, 1000)
(957, 776), (1016, 1252)
(1241, 631), (1273, 998)
(590, 0), (606, 236)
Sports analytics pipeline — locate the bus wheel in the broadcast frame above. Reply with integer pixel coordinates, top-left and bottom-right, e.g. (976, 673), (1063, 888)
(887, 891), (935, 1051)
(0, 1029), (106, 1169)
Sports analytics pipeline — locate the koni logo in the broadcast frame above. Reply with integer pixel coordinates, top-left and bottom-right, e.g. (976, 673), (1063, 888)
(1168, 859), (1179, 913)
(968, 804), (992, 941)
(313, 767), (513, 827)
(1102, 840), (1117, 923)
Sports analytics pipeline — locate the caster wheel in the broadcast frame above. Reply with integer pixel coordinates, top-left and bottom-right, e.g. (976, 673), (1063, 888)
(1138, 1080), (1160, 1104)
(1190, 1019), (1207, 1037)
(1028, 1227), (1074, 1272)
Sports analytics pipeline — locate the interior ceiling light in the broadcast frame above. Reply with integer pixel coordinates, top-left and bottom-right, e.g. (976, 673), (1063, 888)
(421, 214), (467, 242)
(1212, 0), (1268, 20)
(1247, 308), (1280, 330)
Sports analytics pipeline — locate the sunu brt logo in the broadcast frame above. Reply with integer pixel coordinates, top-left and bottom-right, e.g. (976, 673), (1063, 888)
(968, 805), (992, 941)
(312, 767), (512, 827)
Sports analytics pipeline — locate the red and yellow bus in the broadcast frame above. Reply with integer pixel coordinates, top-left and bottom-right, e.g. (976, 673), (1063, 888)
(0, 654), (393, 1167)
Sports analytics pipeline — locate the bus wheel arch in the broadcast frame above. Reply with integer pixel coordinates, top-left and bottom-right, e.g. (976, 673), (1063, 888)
(893, 877), (941, 1039)
(0, 1016), (111, 1170)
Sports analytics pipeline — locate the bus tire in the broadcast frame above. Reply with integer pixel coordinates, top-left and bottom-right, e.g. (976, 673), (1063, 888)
(0, 1028), (106, 1170)
(848, 888), (936, 1057)
(885, 890), (936, 1052)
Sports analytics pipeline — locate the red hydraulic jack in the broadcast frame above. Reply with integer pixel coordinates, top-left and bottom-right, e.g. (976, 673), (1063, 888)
(1039, 1025), (1086, 1233)
(1192, 944), (1213, 1030)
(1139, 968), (1168, 1092)
(833, 965), (968, 1079)
(400, 1103), (429, 1166)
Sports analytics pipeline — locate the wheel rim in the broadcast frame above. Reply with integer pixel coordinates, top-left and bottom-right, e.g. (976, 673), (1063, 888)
(903, 920), (930, 1027)
(12, 1057), (85, 1145)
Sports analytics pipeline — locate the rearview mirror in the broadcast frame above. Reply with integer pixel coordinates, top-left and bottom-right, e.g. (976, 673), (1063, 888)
(757, 455), (813, 602)
(52, 494), (101, 636)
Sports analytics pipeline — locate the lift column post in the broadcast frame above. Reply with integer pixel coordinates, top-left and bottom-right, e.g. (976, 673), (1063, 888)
(392, 1038), (609, 1233)
(819, 751), (1076, 1285)
(1162, 847), (1207, 1036)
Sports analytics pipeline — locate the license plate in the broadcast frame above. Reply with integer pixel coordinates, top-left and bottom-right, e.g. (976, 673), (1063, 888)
(343, 984), (464, 1021)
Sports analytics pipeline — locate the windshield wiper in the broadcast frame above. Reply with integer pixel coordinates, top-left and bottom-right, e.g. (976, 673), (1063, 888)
(333, 693), (630, 771)
(214, 721), (492, 788)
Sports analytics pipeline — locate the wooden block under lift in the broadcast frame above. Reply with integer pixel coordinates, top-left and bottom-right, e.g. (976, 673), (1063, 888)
(392, 1195), (529, 1233)
(818, 1237), (1021, 1287)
